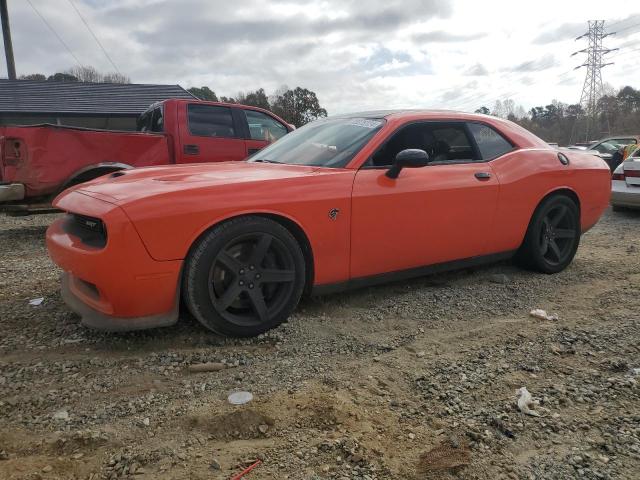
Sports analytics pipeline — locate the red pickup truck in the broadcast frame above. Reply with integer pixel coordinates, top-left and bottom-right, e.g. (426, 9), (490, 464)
(0, 99), (292, 214)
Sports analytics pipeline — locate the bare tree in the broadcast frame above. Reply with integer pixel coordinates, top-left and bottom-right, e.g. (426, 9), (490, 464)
(65, 65), (129, 83)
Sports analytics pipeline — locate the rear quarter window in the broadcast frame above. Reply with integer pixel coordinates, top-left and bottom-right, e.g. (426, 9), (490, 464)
(468, 123), (514, 160)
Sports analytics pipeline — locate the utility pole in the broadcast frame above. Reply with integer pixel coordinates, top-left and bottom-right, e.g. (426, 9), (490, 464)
(571, 20), (617, 142)
(1, 0), (15, 79)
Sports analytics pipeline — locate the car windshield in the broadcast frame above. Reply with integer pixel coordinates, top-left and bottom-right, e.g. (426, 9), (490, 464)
(249, 117), (385, 168)
(593, 142), (618, 154)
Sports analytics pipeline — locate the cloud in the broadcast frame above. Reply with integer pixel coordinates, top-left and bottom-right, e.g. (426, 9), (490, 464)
(439, 81), (477, 102)
(463, 63), (488, 76)
(533, 22), (586, 44)
(4, 0), (639, 115)
(412, 31), (486, 43)
(509, 54), (558, 72)
(607, 14), (640, 38)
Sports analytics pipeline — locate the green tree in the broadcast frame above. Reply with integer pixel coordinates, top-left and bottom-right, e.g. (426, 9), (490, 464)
(474, 106), (490, 115)
(19, 73), (46, 81)
(270, 86), (327, 127)
(238, 88), (270, 110)
(617, 86), (640, 113)
(47, 72), (78, 82)
(188, 86), (218, 101)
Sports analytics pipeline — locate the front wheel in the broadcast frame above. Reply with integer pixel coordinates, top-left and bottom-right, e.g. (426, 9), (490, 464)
(516, 195), (581, 274)
(183, 217), (306, 337)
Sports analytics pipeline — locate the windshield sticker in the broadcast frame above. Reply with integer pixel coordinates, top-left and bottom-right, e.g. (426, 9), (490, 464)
(346, 119), (383, 129)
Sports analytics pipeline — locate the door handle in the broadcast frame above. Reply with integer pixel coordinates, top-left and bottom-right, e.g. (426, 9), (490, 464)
(474, 172), (491, 180)
(183, 144), (200, 155)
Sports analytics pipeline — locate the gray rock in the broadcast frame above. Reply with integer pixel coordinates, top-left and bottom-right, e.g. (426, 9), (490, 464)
(52, 409), (69, 421)
(489, 273), (510, 284)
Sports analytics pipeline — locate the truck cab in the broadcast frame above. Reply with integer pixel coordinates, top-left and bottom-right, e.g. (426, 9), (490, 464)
(137, 100), (292, 163)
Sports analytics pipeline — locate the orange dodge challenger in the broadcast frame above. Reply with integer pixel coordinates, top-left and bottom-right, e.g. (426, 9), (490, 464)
(47, 111), (610, 336)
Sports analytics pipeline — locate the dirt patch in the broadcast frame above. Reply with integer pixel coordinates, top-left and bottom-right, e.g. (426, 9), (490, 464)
(0, 209), (639, 479)
(187, 408), (275, 440)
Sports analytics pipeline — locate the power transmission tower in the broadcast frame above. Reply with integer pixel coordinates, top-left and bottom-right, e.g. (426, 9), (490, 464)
(571, 20), (617, 142)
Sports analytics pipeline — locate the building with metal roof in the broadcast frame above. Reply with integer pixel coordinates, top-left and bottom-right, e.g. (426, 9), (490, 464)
(0, 80), (195, 130)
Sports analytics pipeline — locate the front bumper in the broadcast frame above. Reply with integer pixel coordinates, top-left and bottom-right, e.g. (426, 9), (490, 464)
(611, 181), (640, 209)
(47, 191), (182, 331)
(0, 183), (25, 202)
(61, 273), (179, 331)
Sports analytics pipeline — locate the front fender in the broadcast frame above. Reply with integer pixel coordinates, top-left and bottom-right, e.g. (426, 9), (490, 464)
(120, 174), (355, 286)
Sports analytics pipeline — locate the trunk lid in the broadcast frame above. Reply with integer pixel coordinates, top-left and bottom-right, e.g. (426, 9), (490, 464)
(623, 157), (640, 187)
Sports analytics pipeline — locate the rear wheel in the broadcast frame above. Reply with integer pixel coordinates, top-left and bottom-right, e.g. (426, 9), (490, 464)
(516, 195), (580, 274)
(183, 216), (305, 337)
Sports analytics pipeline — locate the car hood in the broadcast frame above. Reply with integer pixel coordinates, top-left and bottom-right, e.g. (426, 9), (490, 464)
(74, 162), (327, 203)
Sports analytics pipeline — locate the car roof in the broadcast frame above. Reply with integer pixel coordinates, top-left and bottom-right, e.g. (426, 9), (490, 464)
(331, 109), (474, 119)
(329, 109), (550, 149)
(596, 135), (640, 142)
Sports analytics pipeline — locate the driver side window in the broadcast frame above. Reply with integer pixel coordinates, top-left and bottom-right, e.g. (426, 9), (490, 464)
(369, 122), (476, 167)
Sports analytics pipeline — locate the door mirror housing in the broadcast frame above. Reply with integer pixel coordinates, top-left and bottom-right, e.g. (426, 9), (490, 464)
(386, 149), (430, 179)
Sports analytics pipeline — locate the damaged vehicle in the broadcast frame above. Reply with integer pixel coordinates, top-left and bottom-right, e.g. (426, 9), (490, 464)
(611, 148), (640, 211)
(46, 111), (611, 336)
(0, 99), (291, 214)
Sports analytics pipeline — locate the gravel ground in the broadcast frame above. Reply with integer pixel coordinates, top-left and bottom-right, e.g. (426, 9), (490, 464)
(0, 208), (639, 480)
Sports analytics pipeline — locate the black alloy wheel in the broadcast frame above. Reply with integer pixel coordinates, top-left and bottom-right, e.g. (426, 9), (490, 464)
(209, 232), (296, 326)
(517, 194), (580, 274)
(184, 217), (305, 336)
(537, 203), (578, 267)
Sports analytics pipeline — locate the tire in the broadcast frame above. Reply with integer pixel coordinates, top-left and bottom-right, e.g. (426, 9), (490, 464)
(516, 194), (581, 274)
(183, 216), (306, 337)
(59, 168), (122, 195)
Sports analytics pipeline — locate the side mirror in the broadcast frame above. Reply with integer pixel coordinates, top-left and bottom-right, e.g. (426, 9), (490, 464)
(386, 149), (430, 179)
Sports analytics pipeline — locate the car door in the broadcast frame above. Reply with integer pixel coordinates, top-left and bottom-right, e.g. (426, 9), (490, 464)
(177, 103), (247, 163)
(242, 109), (290, 157)
(350, 121), (500, 279)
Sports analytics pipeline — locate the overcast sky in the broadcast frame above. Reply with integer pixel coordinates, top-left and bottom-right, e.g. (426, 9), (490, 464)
(3, 0), (640, 114)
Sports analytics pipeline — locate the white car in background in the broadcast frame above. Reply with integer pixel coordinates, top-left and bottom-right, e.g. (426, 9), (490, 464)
(611, 149), (640, 211)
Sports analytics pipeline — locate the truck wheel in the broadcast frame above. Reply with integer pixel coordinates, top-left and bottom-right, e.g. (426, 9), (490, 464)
(183, 216), (305, 337)
(516, 194), (580, 274)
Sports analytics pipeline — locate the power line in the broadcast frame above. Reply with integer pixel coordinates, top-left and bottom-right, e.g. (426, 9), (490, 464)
(66, 0), (122, 74)
(454, 26), (639, 114)
(439, 18), (638, 113)
(606, 14), (640, 29)
(452, 50), (580, 111)
(465, 44), (640, 115)
(26, 0), (83, 68)
(612, 21), (640, 34)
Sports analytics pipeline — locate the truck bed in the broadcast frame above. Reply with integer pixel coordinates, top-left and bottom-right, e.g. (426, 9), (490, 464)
(1, 124), (171, 200)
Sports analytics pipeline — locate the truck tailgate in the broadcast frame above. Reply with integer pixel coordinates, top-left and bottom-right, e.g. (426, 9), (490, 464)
(1, 124), (170, 198)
